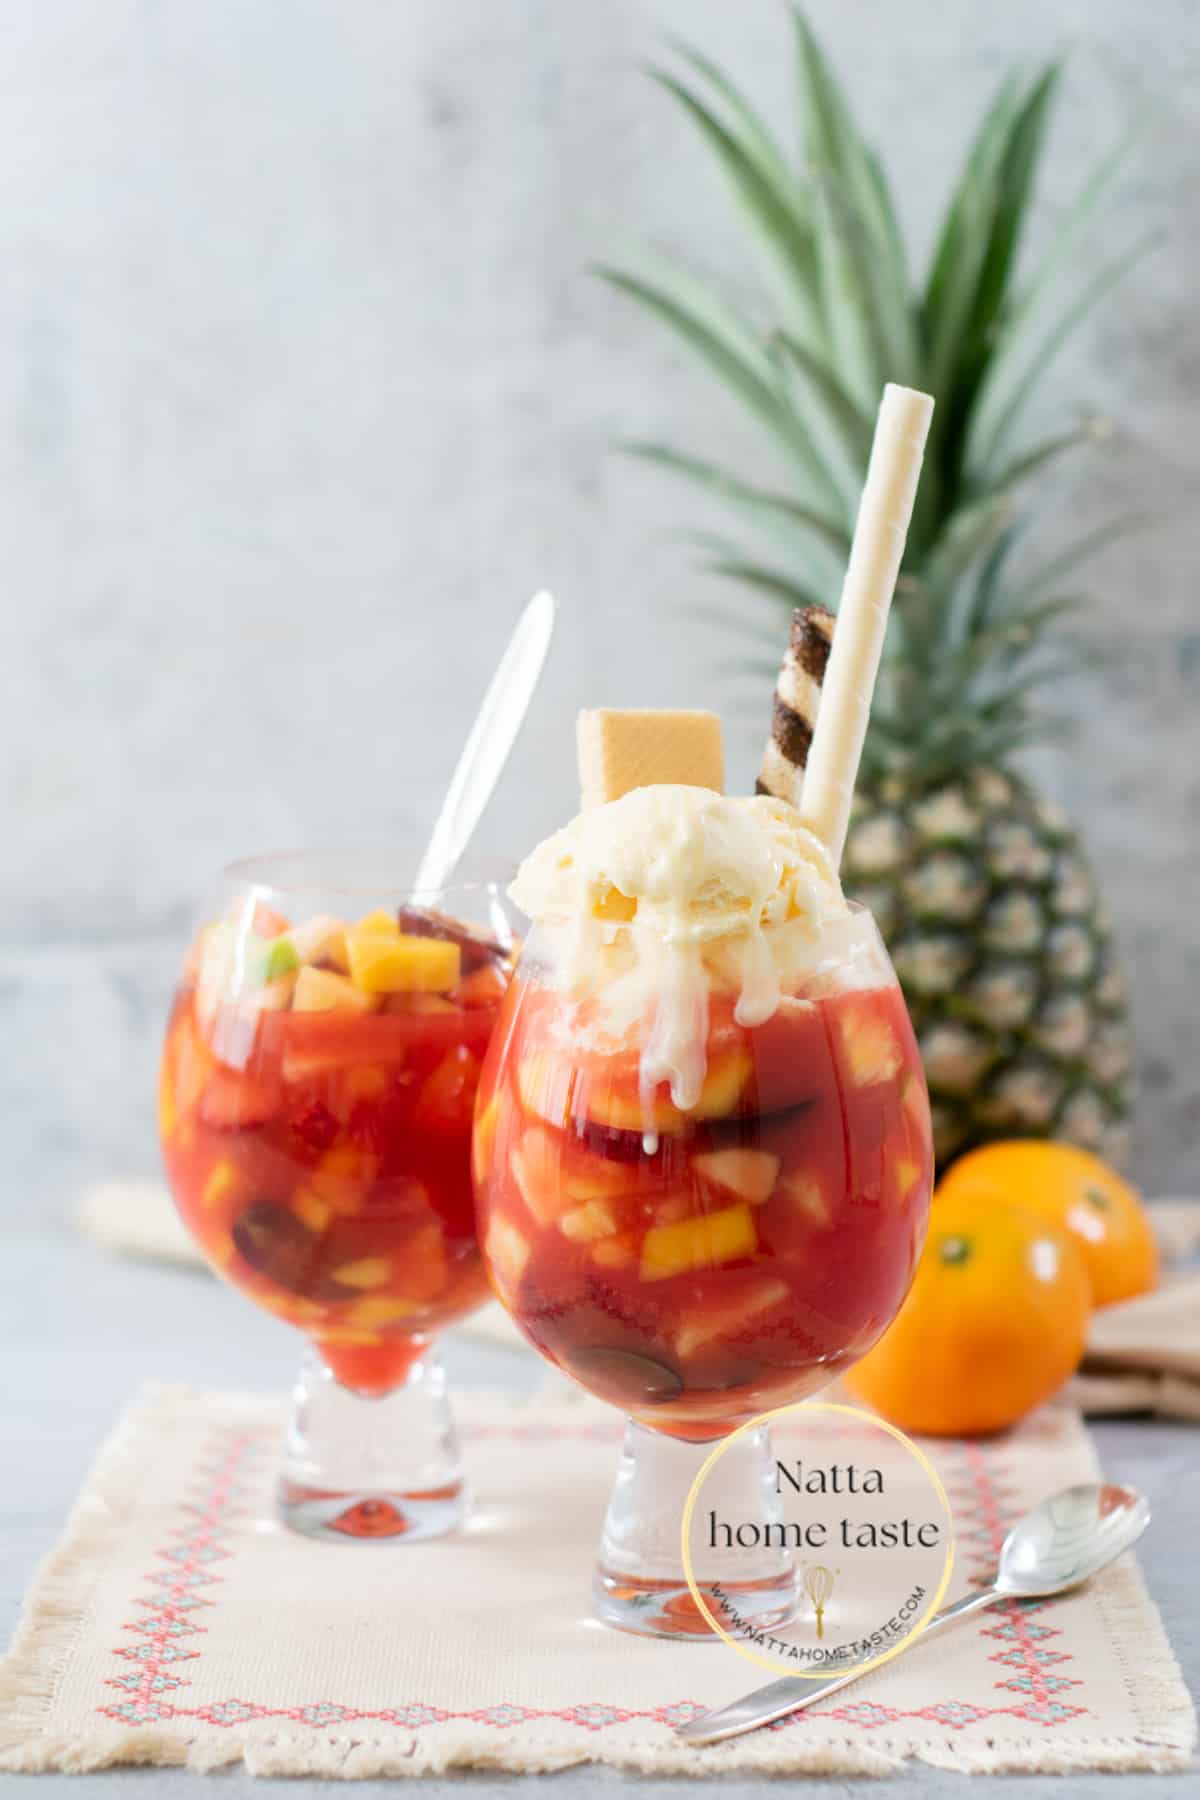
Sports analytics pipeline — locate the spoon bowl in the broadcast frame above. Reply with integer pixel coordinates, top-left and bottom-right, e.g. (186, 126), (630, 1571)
(995, 1482), (1150, 1598)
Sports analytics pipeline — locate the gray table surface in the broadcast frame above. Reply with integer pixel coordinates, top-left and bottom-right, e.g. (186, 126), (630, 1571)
(3, 1227), (1197, 1798)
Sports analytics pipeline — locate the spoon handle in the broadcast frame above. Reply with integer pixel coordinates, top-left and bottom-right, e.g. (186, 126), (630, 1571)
(413, 590), (556, 897)
(674, 1585), (998, 1747)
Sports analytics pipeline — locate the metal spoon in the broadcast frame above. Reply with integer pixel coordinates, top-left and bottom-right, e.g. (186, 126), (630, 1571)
(675, 1482), (1149, 1748)
(413, 589), (556, 897)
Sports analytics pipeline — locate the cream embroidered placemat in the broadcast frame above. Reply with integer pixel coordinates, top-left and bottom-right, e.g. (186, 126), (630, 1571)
(0, 1384), (1193, 1778)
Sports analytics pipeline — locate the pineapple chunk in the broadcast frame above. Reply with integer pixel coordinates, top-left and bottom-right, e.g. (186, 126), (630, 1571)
(692, 1148), (781, 1207)
(591, 1233), (637, 1270)
(288, 913), (350, 972)
(587, 1048), (753, 1133)
(674, 1277), (789, 1359)
(512, 1127), (573, 1227)
(517, 1055), (579, 1132)
(202, 1159), (238, 1211)
(778, 1171), (832, 1227)
(559, 1199), (620, 1243)
(473, 1093), (501, 1188)
(836, 1001), (903, 1086)
(347, 928), (461, 995)
(563, 1153), (646, 1203)
(640, 1203), (757, 1282)
(293, 966), (377, 1013)
(330, 1255), (392, 1290)
(485, 1212), (532, 1301)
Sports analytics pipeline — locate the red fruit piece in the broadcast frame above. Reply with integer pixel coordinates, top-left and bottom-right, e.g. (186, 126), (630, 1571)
(290, 1098), (341, 1154)
(198, 1067), (281, 1131)
(413, 1046), (481, 1133)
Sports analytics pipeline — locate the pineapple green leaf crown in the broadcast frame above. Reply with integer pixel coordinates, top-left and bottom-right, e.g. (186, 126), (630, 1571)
(598, 9), (1151, 790)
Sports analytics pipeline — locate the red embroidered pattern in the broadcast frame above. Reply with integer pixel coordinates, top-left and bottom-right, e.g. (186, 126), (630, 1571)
(99, 1420), (1084, 1735)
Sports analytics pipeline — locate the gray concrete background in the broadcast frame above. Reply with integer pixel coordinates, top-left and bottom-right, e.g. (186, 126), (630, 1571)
(1, 4), (1197, 1194)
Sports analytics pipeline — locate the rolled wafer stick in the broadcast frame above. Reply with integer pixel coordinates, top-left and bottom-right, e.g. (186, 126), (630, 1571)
(756, 604), (835, 802)
(797, 383), (934, 866)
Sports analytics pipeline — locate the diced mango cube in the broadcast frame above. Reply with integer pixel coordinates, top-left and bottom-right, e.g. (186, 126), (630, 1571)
(692, 1148), (780, 1206)
(202, 1160), (238, 1211)
(640, 1203), (757, 1282)
(586, 1049), (753, 1133)
(347, 929), (461, 995)
(559, 1199), (620, 1243)
(293, 966), (377, 1014)
(674, 1278), (788, 1359)
(484, 1213), (532, 1303)
(331, 1255), (392, 1290)
(355, 909), (400, 937)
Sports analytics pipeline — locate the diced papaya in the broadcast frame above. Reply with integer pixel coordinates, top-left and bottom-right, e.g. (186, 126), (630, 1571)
(413, 1046), (480, 1133)
(458, 963), (509, 1008)
(673, 1277), (789, 1359)
(640, 1203), (757, 1282)
(484, 1212), (532, 1303)
(347, 929), (461, 995)
(692, 1148), (780, 1207)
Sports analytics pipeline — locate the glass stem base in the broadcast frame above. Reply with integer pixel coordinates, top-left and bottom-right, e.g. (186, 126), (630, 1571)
(279, 1343), (464, 1542)
(593, 1419), (797, 1639)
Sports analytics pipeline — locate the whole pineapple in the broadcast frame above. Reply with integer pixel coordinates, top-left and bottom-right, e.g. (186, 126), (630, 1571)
(600, 11), (1144, 1168)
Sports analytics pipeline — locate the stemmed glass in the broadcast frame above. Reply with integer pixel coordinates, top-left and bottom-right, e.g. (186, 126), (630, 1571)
(158, 853), (514, 1541)
(472, 904), (933, 1635)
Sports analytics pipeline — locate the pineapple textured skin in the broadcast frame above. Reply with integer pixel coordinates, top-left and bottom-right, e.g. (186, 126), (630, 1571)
(843, 766), (1132, 1170)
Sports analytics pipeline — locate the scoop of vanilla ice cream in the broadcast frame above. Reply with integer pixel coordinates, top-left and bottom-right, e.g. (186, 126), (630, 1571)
(510, 785), (848, 944)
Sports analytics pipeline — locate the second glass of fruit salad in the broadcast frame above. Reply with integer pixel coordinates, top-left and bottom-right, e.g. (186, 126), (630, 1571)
(159, 854), (515, 1541)
(473, 788), (933, 1635)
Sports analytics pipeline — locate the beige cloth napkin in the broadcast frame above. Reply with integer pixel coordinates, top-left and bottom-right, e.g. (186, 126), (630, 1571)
(79, 1183), (1200, 1415)
(1, 1383), (1193, 1777)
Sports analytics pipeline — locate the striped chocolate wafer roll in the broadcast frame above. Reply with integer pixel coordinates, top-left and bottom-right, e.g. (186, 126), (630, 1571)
(756, 604), (835, 802)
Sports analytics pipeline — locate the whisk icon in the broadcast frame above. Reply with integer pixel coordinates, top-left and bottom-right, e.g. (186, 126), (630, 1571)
(804, 1565), (835, 1639)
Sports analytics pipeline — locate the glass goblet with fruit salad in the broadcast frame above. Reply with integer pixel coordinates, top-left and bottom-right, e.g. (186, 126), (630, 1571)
(473, 785), (933, 1634)
(159, 855), (515, 1541)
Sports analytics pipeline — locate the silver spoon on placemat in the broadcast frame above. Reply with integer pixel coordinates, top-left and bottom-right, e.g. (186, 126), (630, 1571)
(676, 1482), (1150, 1748)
